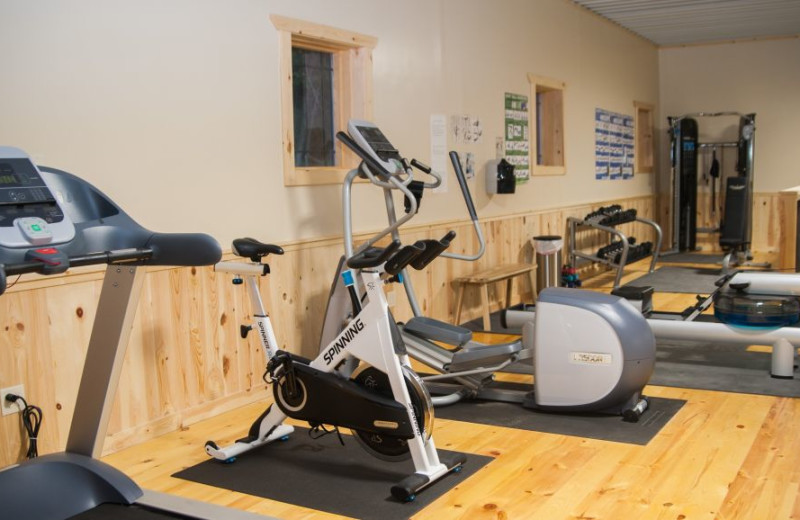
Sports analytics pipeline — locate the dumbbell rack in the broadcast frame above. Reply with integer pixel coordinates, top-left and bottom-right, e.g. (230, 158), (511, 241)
(567, 210), (662, 289)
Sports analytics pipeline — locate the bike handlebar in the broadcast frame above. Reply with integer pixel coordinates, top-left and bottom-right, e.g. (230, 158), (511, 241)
(410, 231), (456, 271)
(346, 240), (402, 270)
(384, 241), (426, 276)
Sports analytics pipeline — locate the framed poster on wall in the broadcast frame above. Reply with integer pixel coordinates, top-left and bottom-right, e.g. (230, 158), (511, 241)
(505, 92), (530, 183)
(595, 108), (634, 180)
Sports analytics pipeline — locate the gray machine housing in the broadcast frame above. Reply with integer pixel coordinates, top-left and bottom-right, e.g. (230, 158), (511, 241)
(522, 288), (655, 413)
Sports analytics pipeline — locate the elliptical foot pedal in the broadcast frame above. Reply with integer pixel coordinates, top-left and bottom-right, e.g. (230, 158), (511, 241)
(390, 452), (467, 502)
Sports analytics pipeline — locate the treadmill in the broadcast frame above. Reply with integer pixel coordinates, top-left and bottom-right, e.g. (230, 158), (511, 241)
(0, 147), (276, 520)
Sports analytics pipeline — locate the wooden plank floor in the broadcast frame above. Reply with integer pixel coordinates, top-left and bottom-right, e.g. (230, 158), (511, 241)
(101, 256), (800, 519)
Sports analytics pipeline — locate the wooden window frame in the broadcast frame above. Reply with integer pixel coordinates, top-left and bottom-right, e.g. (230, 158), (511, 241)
(271, 15), (376, 186)
(528, 74), (566, 176)
(634, 101), (655, 174)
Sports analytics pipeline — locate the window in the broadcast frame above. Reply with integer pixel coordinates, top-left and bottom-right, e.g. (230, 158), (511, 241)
(271, 15), (376, 186)
(634, 101), (654, 174)
(292, 48), (335, 167)
(528, 74), (566, 176)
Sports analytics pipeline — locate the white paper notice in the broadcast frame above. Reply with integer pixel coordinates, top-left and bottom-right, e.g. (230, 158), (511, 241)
(430, 114), (448, 193)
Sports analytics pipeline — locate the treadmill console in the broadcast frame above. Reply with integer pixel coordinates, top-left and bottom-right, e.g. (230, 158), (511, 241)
(347, 119), (403, 174)
(0, 147), (75, 247)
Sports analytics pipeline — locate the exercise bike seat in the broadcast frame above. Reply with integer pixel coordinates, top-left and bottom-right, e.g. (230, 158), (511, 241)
(449, 340), (524, 372)
(232, 237), (284, 261)
(404, 316), (472, 346)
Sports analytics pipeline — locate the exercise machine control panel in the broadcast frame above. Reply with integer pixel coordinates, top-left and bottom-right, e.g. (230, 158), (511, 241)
(0, 147), (75, 248)
(347, 119), (403, 174)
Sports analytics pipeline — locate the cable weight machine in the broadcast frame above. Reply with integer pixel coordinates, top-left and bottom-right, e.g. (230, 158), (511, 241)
(666, 112), (761, 267)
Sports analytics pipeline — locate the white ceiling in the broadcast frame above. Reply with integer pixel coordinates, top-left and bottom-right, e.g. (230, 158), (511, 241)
(572, 0), (800, 46)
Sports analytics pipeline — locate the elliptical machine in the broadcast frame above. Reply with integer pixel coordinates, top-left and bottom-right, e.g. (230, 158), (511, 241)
(326, 120), (656, 420)
(204, 128), (465, 502)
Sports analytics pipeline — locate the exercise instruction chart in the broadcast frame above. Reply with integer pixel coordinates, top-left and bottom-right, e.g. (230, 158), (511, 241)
(504, 92), (530, 183)
(595, 108), (633, 180)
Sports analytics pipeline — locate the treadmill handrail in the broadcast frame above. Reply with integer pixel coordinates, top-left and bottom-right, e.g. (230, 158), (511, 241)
(0, 248), (154, 295)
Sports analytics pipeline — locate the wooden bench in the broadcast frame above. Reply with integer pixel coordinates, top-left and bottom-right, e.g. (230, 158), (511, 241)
(454, 263), (537, 330)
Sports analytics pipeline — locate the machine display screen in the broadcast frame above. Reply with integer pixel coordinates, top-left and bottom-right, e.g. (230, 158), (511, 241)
(354, 125), (400, 162)
(356, 125), (393, 149)
(0, 173), (19, 185)
(0, 159), (55, 206)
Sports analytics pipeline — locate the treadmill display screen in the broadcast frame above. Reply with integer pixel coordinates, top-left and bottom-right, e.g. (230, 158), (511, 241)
(0, 173), (20, 185)
(0, 159), (56, 206)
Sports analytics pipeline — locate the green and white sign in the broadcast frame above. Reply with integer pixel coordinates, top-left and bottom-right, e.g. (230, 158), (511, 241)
(504, 93), (530, 183)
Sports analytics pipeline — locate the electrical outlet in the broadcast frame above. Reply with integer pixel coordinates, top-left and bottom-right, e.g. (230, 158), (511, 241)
(386, 290), (396, 307)
(1, 384), (25, 416)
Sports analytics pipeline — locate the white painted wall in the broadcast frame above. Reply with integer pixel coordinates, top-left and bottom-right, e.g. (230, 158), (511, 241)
(659, 38), (800, 193)
(0, 0), (658, 245)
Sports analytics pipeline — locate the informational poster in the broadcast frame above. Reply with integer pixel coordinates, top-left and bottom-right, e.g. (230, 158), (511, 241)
(504, 93), (530, 183)
(465, 152), (475, 179)
(595, 108), (634, 180)
(450, 114), (483, 144)
(430, 114), (448, 193)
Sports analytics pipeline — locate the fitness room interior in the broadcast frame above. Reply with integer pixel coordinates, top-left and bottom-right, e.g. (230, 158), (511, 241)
(1, 1), (800, 519)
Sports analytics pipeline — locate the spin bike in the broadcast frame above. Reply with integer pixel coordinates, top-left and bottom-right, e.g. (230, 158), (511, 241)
(204, 153), (464, 503)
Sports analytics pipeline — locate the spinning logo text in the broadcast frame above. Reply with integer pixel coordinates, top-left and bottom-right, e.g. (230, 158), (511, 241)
(323, 318), (365, 364)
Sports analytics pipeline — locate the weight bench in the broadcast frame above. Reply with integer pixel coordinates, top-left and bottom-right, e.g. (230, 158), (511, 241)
(454, 263), (536, 331)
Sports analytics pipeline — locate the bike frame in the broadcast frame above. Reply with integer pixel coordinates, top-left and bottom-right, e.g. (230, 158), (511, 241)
(208, 259), (448, 481)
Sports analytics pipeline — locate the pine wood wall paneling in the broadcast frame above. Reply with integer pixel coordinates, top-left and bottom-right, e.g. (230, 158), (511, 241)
(0, 193), (693, 466)
(778, 191), (799, 270)
(667, 190), (782, 255)
(751, 193), (782, 253)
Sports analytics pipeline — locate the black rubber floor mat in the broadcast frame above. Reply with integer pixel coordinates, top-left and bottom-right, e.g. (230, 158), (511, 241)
(651, 340), (800, 397)
(658, 252), (726, 265)
(623, 266), (722, 293)
(68, 504), (198, 519)
(434, 396), (684, 445)
(173, 427), (492, 520)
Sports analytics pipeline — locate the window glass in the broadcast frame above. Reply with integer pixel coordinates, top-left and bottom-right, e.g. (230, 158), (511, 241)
(292, 48), (336, 167)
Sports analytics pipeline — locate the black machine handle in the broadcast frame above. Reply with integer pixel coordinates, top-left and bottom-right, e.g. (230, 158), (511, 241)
(410, 231), (456, 270)
(346, 240), (401, 270)
(410, 159), (430, 173)
(384, 241), (426, 276)
(449, 151), (479, 222)
(0, 248), (154, 296)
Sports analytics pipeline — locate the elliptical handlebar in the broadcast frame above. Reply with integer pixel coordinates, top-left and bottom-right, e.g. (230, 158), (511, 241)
(338, 130), (426, 259)
(336, 131), (412, 189)
(440, 151), (485, 262)
(336, 131), (442, 191)
(336, 121), (483, 286)
(407, 158), (442, 190)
